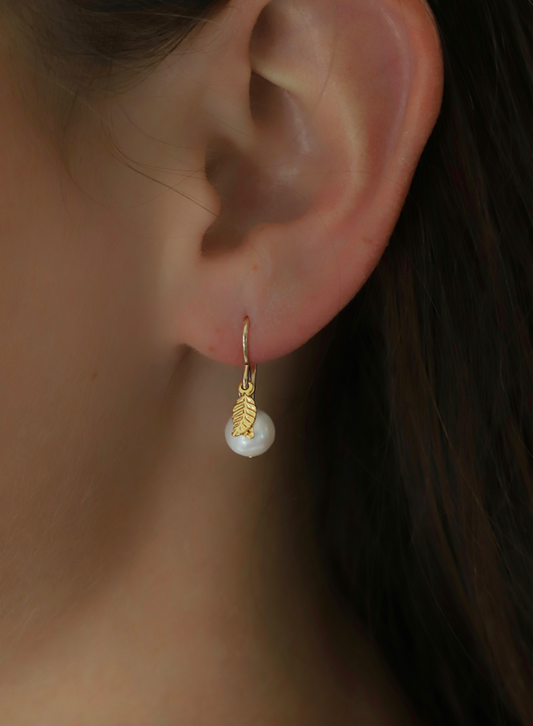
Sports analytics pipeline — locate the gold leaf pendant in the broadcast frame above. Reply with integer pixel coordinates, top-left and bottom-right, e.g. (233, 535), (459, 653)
(232, 382), (257, 438)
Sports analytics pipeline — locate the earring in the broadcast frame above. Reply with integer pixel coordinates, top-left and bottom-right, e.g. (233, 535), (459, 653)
(225, 316), (276, 458)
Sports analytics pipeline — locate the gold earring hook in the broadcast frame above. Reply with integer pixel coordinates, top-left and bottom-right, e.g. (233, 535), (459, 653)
(242, 316), (257, 392)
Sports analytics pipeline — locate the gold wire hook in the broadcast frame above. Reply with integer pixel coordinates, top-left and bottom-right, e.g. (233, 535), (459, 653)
(242, 316), (257, 392)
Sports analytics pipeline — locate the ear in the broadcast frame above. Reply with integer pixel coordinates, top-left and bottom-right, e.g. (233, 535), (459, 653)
(116, 0), (443, 366)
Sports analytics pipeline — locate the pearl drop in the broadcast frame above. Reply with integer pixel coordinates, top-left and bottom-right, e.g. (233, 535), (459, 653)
(225, 409), (276, 458)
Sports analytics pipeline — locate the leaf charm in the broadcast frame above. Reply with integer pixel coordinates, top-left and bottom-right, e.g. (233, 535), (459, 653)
(232, 383), (257, 438)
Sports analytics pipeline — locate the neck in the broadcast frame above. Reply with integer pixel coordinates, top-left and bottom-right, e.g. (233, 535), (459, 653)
(0, 337), (412, 725)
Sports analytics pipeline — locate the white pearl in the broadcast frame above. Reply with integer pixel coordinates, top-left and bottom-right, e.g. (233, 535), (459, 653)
(225, 409), (276, 458)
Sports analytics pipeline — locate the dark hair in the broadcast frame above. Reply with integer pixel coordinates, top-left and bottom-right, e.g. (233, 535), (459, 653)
(2, 1), (532, 724)
(0, 1), (224, 138)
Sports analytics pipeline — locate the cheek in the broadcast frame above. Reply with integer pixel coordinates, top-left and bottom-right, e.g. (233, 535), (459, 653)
(0, 87), (165, 620)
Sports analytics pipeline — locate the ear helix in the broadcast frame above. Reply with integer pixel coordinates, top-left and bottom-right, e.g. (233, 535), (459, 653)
(225, 317), (276, 458)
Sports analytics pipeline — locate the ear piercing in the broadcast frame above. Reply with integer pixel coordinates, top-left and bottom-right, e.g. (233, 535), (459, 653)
(225, 317), (276, 458)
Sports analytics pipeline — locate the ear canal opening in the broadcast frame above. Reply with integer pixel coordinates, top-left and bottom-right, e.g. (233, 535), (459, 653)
(249, 71), (278, 127)
(201, 70), (313, 255)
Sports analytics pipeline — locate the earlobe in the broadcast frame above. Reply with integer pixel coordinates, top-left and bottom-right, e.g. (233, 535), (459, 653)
(174, 0), (443, 366)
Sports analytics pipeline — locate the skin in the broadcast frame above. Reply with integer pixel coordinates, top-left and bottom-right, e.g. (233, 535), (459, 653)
(0, 0), (443, 723)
